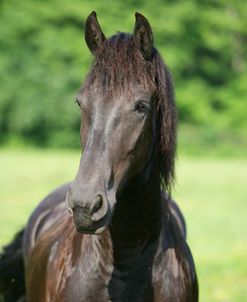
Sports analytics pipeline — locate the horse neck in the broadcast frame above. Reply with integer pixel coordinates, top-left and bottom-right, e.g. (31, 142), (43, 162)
(110, 153), (162, 250)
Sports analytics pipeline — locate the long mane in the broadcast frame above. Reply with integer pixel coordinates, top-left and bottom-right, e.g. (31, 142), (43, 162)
(152, 48), (177, 192)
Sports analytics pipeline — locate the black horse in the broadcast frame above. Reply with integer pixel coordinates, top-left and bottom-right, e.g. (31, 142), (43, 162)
(0, 12), (198, 302)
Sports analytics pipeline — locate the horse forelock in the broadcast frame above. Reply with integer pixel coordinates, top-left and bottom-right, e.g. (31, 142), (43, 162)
(83, 33), (155, 97)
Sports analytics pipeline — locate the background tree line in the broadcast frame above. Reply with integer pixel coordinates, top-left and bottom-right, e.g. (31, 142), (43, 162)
(0, 0), (246, 155)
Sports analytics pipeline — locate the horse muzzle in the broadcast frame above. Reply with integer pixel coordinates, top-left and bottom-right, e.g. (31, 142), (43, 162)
(66, 192), (111, 234)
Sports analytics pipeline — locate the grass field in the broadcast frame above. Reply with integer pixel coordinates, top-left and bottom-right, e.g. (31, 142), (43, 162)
(0, 148), (246, 301)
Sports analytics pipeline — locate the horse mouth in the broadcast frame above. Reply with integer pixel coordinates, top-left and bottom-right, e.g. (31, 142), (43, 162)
(72, 208), (111, 235)
(75, 224), (107, 235)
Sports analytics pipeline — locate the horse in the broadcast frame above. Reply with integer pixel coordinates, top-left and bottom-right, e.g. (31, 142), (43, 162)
(0, 12), (198, 302)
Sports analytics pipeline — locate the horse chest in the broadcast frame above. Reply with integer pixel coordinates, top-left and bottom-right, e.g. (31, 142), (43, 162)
(60, 263), (154, 302)
(60, 266), (191, 302)
(62, 269), (110, 302)
(45, 253), (154, 302)
(43, 251), (111, 302)
(108, 275), (154, 302)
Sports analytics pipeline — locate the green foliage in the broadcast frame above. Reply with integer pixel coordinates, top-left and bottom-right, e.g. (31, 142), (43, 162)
(0, 0), (246, 151)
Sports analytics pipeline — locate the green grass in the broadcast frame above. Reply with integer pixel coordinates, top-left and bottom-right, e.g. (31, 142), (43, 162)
(0, 148), (246, 301)
(174, 158), (247, 302)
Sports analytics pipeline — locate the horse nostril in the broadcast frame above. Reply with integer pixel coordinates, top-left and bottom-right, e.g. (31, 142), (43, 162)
(91, 195), (103, 215)
(91, 195), (108, 222)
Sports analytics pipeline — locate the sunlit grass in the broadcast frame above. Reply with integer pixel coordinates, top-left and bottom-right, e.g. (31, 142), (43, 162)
(174, 158), (247, 302)
(0, 148), (246, 302)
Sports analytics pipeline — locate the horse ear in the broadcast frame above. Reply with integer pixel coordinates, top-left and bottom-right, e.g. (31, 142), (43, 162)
(133, 12), (153, 60)
(85, 11), (106, 55)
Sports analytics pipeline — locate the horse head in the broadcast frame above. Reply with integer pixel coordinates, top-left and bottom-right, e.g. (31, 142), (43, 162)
(66, 12), (176, 234)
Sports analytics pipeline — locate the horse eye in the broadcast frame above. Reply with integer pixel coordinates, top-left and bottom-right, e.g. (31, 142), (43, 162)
(75, 98), (81, 108)
(135, 100), (149, 114)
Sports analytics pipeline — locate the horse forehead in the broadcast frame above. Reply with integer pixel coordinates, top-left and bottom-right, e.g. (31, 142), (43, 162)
(83, 68), (155, 102)
(85, 82), (154, 104)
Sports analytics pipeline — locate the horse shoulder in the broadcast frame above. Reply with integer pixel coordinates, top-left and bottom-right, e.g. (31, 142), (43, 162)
(25, 216), (83, 301)
(23, 182), (72, 260)
(22, 182), (73, 301)
(152, 211), (198, 302)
